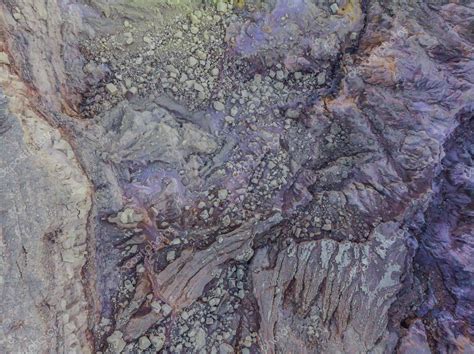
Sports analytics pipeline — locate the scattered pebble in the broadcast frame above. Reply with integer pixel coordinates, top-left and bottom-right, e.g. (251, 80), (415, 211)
(218, 189), (228, 200)
(106, 83), (118, 95)
(317, 71), (326, 85)
(188, 57), (198, 67)
(213, 101), (225, 111)
(138, 336), (151, 350)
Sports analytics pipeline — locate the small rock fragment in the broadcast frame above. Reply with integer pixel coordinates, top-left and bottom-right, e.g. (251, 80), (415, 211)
(0, 52), (10, 65)
(219, 343), (234, 354)
(124, 32), (134, 45)
(106, 331), (126, 353)
(151, 301), (161, 313)
(230, 106), (238, 117)
(162, 304), (172, 316)
(194, 82), (205, 92)
(216, 1), (227, 13)
(200, 209), (209, 220)
(106, 83), (118, 95)
(166, 250), (176, 262)
(218, 189), (228, 200)
(322, 223), (332, 231)
(12, 12), (22, 21)
(138, 336), (151, 350)
(149, 334), (165, 351)
(181, 311), (190, 320)
(188, 57), (198, 67)
(285, 108), (300, 119)
(317, 71), (326, 85)
(213, 101), (225, 111)
(194, 327), (207, 350)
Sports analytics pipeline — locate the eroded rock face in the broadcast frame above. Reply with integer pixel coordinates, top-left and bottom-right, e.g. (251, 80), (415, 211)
(409, 116), (474, 353)
(0, 48), (91, 352)
(0, 0), (473, 353)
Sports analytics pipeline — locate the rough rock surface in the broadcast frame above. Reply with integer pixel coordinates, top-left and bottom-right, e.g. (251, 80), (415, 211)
(0, 0), (473, 353)
(0, 34), (91, 353)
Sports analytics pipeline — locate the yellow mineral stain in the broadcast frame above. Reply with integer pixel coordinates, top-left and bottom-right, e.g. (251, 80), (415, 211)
(338, 0), (362, 23)
(235, 0), (245, 9)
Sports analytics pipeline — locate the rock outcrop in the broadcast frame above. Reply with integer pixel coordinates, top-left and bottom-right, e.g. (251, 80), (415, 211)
(0, 40), (91, 354)
(0, 0), (472, 353)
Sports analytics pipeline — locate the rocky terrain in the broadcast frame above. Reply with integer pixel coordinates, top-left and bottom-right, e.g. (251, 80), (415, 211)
(0, 0), (473, 353)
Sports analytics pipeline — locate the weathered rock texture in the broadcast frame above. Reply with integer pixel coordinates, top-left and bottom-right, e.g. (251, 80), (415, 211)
(0, 0), (473, 353)
(0, 29), (91, 354)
